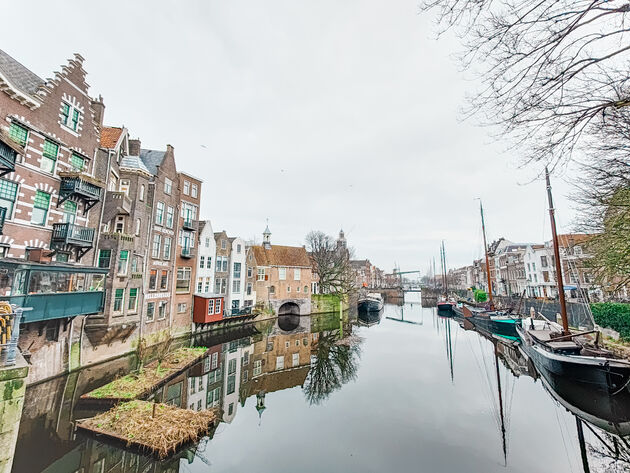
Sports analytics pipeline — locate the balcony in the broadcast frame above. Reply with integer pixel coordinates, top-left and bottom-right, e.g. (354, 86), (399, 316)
(181, 246), (195, 258)
(102, 190), (132, 223)
(182, 218), (197, 231)
(0, 206), (5, 234)
(51, 223), (95, 260)
(0, 131), (20, 177)
(0, 260), (108, 324)
(58, 172), (104, 214)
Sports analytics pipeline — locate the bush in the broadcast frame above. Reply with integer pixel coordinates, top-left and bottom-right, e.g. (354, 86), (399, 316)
(474, 289), (488, 303)
(591, 303), (630, 341)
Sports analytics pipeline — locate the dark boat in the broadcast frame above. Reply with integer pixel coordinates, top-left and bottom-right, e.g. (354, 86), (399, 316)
(518, 169), (630, 400)
(436, 241), (455, 315)
(357, 293), (384, 314)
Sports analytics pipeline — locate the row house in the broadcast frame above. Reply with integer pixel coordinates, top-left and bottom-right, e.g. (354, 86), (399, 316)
(493, 243), (529, 297)
(0, 50), (108, 381)
(0, 49), (205, 380)
(194, 224), (255, 314)
(350, 259), (384, 289)
(253, 225), (313, 315)
(174, 172), (202, 335)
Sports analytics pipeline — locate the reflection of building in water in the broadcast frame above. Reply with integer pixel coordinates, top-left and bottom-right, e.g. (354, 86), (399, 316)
(41, 436), (188, 473)
(239, 329), (312, 420)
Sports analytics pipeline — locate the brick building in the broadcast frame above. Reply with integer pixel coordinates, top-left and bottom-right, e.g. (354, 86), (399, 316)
(173, 172), (202, 335)
(252, 225), (313, 315)
(0, 49), (108, 381)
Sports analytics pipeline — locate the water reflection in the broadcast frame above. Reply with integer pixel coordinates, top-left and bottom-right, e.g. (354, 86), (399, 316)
(11, 303), (630, 472)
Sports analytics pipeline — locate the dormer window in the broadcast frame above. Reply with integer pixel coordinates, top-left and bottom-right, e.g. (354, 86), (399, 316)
(61, 102), (81, 131)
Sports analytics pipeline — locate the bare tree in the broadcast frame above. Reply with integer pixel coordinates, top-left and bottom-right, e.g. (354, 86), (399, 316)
(573, 107), (630, 290)
(421, 0), (630, 168)
(306, 230), (355, 295)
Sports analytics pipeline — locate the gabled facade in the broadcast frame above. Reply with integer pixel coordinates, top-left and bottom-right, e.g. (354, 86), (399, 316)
(173, 172), (202, 335)
(214, 230), (231, 304)
(244, 246), (257, 308)
(141, 145), (180, 339)
(227, 237), (246, 313)
(196, 220), (216, 294)
(252, 226), (313, 315)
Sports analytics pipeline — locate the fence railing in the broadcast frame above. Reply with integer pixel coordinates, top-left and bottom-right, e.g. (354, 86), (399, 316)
(0, 306), (23, 367)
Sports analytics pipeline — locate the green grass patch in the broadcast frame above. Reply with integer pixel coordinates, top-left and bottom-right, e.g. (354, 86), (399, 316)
(83, 347), (207, 401)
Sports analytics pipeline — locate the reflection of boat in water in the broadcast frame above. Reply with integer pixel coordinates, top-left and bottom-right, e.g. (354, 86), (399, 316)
(538, 367), (630, 436)
(357, 293), (384, 313)
(357, 307), (383, 327)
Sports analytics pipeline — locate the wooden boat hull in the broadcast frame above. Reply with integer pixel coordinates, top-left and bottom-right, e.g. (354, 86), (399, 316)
(517, 325), (630, 395)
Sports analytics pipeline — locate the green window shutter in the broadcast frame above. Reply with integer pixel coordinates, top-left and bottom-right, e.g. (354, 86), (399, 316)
(43, 140), (58, 160)
(115, 289), (124, 297)
(71, 109), (80, 130)
(63, 200), (77, 214)
(0, 179), (18, 201)
(61, 103), (70, 125)
(33, 191), (50, 209)
(129, 288), (138, 297)
(120, 250), (129, 261)
(71, 153), (85, 171)
(9, 123), (28, 146)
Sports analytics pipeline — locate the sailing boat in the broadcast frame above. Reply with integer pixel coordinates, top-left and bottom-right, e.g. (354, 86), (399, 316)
(437, 241), (455, 313)
(459, 200), (520, 339)
(517, 168), (630, 395)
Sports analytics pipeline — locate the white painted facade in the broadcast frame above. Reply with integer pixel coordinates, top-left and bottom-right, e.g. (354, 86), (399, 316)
(244, 246), (257, 308)
(227, 237), (246, 311)
(524, 244), (557, 298)
(196, 220), (216, 294)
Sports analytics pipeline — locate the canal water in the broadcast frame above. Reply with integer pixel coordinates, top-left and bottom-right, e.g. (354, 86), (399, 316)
(11, 300), (629, 472)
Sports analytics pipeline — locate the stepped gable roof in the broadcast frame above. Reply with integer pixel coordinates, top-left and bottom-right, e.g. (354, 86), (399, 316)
(100, 127), (123, 148)
(139, 149), (166, 175)
(253, 244), (311, 268)
(0, 49), (45, 97)
(120, 155), (151, 175)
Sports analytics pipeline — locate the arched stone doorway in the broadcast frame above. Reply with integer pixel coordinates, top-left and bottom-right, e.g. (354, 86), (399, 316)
(278, 301), (300, 316)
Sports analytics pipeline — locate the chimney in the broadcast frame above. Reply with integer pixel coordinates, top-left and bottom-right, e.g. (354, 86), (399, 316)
(128, 138), (142, 156)
(91, 95), (105, 129)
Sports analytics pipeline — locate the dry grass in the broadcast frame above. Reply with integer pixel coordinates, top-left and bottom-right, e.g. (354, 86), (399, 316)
(83, 347), (207, 400)
(78, 400), (217, 458)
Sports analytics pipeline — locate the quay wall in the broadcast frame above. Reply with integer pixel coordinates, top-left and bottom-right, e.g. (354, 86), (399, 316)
(0, 354), (28, 473)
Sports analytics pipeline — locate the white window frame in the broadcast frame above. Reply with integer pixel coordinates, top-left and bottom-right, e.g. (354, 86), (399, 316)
(278, 267), (286, 280)
(294, 268), (301, 280)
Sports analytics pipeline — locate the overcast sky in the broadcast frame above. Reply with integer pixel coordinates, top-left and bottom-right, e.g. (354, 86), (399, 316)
(2, 1), (577, 274)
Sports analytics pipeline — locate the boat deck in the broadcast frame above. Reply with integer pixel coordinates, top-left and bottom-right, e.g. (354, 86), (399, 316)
(529, 330), (581, 352)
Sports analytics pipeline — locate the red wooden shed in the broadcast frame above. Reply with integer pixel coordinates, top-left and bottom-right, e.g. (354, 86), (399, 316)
(193, 294), (225, 324)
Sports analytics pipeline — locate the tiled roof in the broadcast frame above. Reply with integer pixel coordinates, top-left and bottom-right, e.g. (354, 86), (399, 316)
(557, 234), (591, 247)
(139, 149), (166, 175)
(252, 245), (311, 268)
(100, 127), (123, 148)
(120, 155), (151, 175)
(0, 49), (45, 97)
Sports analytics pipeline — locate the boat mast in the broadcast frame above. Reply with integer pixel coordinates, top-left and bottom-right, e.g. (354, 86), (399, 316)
(545, 168), (569, 333)
(479, 200), (494, 305)
(442, 241), (449, 296)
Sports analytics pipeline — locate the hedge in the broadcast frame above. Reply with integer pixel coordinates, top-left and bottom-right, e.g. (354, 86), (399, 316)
(591, 303), (630, 341)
